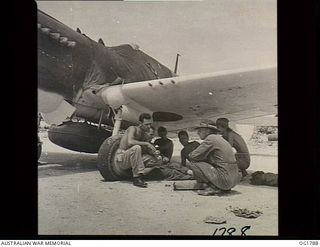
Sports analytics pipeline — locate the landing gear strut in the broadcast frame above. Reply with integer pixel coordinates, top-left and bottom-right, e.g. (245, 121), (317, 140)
(112, 107), (123, 136)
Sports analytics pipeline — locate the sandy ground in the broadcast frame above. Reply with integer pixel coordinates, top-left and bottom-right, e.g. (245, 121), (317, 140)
(38, 131), (278, 236)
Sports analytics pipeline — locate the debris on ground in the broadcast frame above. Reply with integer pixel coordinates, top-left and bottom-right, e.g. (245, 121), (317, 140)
(250, 171), (278, 187)
(227, 206), (263, 219)
(267, 134), (278, 141)
(248, 126), (278, 151)
(204, 216), (226, 224)
(255, 126), (277, 135)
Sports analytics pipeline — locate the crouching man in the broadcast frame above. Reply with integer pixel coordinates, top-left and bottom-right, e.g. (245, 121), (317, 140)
(115, 113), (158, 188)
(188, 120), (242, 196)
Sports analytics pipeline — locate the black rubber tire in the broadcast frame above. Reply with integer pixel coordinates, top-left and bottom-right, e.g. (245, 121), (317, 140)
(97, 135), (131, 181)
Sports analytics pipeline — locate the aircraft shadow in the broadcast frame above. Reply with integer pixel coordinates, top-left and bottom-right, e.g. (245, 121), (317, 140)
(38, 153), (278, 191)
(38, 152), (98, 178)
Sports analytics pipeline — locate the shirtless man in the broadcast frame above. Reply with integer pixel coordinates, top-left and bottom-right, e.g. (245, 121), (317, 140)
(178, 130), (200, 167)
(154, 126), (174, 161)
(115, 113), (158, 188)
(215, 118), (251, 177)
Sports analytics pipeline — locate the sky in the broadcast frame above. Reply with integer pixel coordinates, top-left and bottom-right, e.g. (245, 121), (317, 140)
(37, 0), (276, 76)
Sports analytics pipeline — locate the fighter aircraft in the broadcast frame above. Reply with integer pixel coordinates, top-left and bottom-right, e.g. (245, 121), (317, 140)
(37, 9), (277, 181)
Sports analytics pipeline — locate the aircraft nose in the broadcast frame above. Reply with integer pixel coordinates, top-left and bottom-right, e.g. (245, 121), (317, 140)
(37, 10), (93, 100)
(38, 23), (77, 99)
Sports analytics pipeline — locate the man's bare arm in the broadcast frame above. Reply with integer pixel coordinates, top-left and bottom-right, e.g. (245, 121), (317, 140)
(227, 132), (234, 147)
(127, 127), (157, 151)
(181, 151), (187, 166)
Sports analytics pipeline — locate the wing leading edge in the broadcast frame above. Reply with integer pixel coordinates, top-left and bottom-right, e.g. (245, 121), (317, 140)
(100, 66), (277, 130)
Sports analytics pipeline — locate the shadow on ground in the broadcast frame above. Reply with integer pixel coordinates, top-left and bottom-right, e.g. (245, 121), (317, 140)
(38, 153), (278, 191)
(38, 152), (98, 178)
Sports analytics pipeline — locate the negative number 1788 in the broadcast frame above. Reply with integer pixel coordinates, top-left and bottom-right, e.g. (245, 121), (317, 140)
(212, 226), (251, 236)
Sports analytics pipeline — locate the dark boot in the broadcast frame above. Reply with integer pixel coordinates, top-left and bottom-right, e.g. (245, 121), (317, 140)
(195, 182), (208, 190)
(197, 183), (221, 196)
(197, 186), (221, 196)
(133, 176), (148, 188)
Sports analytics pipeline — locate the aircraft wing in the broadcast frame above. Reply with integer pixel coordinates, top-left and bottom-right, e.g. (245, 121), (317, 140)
(101, 66), (277, 131)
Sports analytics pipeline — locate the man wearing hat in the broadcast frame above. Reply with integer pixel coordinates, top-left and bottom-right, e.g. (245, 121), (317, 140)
(215, 118), (251, 177)
(188, 120), (242, 196)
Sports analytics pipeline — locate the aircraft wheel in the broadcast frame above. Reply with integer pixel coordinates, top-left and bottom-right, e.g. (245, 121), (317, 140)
(97, 135), (131, 181)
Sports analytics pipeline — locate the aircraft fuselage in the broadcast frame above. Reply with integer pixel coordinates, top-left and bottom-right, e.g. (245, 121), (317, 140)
(38, 9), (175, 119)
(37, 9), (176, 153)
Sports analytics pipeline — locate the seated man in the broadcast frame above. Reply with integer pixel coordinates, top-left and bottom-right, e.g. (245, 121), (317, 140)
(141, 126), (167, 168)
(115, 113), (158, 188)
(216, 118), (251, 177)
(178, 130), (200, 167)
(148, 126), (155, 141)
(188, 120), (242, 196)
(142, 128), (193, 181)
(154, 126), (174, 161)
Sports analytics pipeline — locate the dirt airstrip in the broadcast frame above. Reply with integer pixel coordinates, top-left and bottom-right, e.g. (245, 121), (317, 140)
(38, 129), (278, 236)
